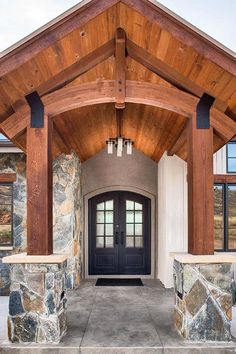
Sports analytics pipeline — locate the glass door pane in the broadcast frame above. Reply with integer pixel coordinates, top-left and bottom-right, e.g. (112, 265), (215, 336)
(96, 200), (114, 248)
(125, 200), (143, 248)
(214, 185), (224, 250)
(227, 185), (236, 249)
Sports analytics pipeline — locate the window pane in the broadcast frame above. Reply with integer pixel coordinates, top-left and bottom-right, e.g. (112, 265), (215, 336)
(0, 186), (11, 205)
(105, 224), (113, 236)
(96, 237), (104, 248)
(135, 224), (142, 236)
(0, 184), (12, 245)
(126, 224), (134, 235)
(228, 185), (236, 249)
(97, 202), (105, 210)
(96, 211), (104, 223)
(135, 202), (142, 210)
(105, 237), (114, 248)
(126, 211), (134, 223)
(126, 201), (134, 210)
(135, 211), (142, 223)
(0, 205), (11, 225)
(228, 158), (236, 172)
(106, 200), (113, 210)
(96, 224), (104, 236)
(126, 237), (134, 248)
(0, 225), (11, 245)
(214, 185), (224, 250)
(135, 237), (143, 248)
(105, 211), (113, 223)
(228, 143), (236, 158)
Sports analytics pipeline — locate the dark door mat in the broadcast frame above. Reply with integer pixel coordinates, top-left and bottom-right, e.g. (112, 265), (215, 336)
(95, 278), (143, 286)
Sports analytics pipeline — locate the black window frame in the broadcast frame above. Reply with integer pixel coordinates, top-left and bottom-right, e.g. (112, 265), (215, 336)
(0, 182), (13, 247)
(214, 182), (236, 252)
(226, 141), (236, 173)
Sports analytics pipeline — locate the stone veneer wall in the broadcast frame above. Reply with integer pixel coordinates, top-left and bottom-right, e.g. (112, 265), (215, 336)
(0, 152), (82, 295)
(173, 260), (233, 341)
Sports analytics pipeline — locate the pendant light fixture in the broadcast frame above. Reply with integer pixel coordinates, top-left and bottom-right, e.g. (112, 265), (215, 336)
(106, 109), (134, 157)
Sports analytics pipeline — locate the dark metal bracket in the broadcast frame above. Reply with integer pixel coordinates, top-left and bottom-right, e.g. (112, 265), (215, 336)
(25, 91), (44, 128)
(196, 93), (215, 129)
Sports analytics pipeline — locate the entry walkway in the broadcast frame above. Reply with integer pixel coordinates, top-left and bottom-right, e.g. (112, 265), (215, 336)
(1, 280), (236, 353)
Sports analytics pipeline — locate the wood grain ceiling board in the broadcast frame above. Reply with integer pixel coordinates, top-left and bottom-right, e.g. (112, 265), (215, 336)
(0, 1), (235, 161)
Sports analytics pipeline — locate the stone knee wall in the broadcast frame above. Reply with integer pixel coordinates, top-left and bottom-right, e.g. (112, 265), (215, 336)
(173, 260), (232, 341)
(8, 262), (67, 343)
(0, 152), (82, 295)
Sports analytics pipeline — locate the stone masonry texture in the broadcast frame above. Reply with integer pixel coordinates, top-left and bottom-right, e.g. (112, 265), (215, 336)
(8, 262), (67, 343)
(0, 152), (82, 295)
(173, 260), (233, 341)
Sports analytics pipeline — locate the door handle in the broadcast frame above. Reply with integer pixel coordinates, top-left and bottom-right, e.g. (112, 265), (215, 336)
(115, 231), (119, 245)
(120, 231), (124, 245)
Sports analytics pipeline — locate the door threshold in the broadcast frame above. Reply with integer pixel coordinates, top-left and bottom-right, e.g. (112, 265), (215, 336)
(86, 274), (154, 279)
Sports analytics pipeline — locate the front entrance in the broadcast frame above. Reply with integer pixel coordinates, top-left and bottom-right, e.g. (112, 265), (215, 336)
(89, 191), (151, 275)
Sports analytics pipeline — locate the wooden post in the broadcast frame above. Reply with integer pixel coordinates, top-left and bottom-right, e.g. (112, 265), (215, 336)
(26, 92), (53, 255)
(187, 94), (215, 255)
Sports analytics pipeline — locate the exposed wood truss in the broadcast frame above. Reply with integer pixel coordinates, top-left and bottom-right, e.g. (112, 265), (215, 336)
(126, 39), (226, 112)
(115, 28), (126, 109)
(38, 39), (115, 96)
(1, 80), (236, 145)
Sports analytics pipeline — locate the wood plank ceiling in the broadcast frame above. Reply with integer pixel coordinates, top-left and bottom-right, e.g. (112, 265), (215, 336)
(0, 1), (236, 162)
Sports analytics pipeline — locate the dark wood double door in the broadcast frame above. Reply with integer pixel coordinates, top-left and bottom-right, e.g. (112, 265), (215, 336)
(89, 191), (151, 275)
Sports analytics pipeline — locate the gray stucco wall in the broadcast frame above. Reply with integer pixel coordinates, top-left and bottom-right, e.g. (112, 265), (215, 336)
(0, 152), (82, 295)
(82, 148), (158, 197)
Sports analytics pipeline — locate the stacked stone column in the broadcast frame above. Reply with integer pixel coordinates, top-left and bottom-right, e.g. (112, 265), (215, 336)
(173, 259), (233, 341)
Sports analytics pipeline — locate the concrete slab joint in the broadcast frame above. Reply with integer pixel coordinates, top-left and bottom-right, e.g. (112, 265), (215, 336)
(173, 259), (233, 341)
(5, 258), (67, 344)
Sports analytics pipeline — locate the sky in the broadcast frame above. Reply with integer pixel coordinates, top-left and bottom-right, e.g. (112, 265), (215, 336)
(0, 0), (235, 53)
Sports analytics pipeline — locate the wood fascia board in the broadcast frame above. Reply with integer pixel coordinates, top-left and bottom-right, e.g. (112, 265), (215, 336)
(122, 0), (236, 76)
(214, 174), (236, 183)
(1, 80), (236, 143)
(38, 39), (115, 96)
(0, 173), (17, 182)
(0, 0), (120, 77)
(126, 39), (227, 112)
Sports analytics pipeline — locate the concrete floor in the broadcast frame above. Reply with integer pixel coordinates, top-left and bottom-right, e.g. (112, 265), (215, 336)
(1, 279), (236, 353)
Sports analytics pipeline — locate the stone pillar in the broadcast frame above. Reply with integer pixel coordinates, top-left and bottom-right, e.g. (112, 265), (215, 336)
(173, 255), (234, 342)
(3, 254), (67, 344)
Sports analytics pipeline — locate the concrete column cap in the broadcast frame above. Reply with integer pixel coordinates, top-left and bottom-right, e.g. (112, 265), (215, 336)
(2, 252), (68, 264)
(170, 252), (236, 264)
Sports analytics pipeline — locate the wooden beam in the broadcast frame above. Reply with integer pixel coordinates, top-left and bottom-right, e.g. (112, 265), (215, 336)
(2, 81), (236, 144)
(0, 173), (16, 182)
(214, 175), (236, 183)
(126, 39), (227, 112)
(38, 39), (115, 96)
(122, 0), (236, 77)
(187, 95), (214, 255)
(115, 28), (126, 109)
(0, 0), (119, 77)
(26, 93), (53, 255)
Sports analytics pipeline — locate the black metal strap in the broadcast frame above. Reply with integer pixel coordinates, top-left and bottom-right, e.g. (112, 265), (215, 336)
(196, 93), (215, 129)
(25, 91), (44, 128)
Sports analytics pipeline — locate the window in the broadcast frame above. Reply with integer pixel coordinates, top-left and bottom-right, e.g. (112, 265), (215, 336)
(214, 183), (236, 251)
(96, 200), (114, 248)
(227, 142), (236, 173)
(0, 183), (13, 246)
